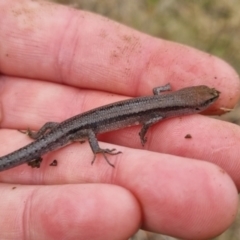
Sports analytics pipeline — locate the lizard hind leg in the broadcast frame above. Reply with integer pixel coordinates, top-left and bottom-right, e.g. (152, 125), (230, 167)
(74, 129), (122, 167)
(91, 149), (122, 168)
(19, 122), (59, 139)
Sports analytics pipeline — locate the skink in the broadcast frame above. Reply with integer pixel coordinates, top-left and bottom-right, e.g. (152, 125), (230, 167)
(0, 83), (220, 171)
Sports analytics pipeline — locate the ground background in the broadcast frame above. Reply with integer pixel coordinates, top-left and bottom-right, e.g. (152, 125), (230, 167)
(49, 1), (240, 239)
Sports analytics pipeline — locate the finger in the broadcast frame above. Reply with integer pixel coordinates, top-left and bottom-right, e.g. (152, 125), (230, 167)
(0, 142), (237, 239)
(118, 151), (238, 239)
(1, 77), (240, 189)
(0, 76), (128, 129)
(104, 115), (240, 190)
(0, 0), (239, 101)
(0, 75), (230, 129)
(0, 183), (140, 240)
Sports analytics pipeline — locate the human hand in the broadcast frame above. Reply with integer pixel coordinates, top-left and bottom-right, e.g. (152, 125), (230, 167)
(0, 1), (240, 239)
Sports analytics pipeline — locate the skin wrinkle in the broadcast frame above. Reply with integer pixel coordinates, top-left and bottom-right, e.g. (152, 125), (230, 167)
(128, 36), (152, 97)
(57, 13), (84, 86)
(23, 188), (34, 240)
(0, 77), (9, 126)
(0, 78), (10, 128)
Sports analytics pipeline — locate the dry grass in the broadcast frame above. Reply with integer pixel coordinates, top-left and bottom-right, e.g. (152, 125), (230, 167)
(49, 1), (240, 239)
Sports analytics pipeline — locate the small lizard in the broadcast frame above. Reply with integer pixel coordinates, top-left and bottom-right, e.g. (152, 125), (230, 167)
(0, 83), (220, 171)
